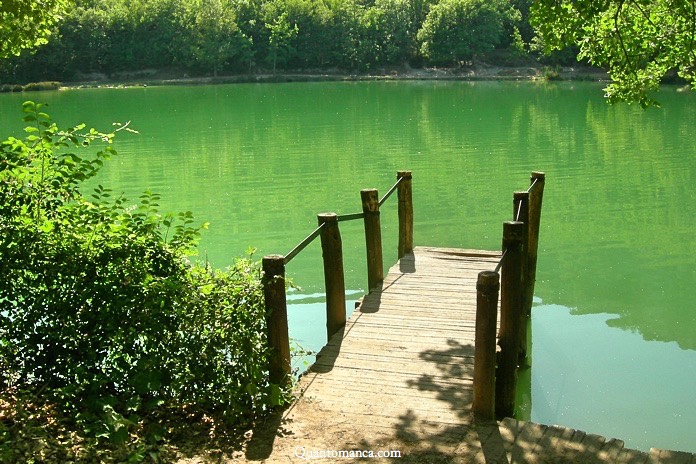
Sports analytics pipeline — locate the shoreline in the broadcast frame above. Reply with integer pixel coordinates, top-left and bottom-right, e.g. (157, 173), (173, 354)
(59, 64), (610, 90)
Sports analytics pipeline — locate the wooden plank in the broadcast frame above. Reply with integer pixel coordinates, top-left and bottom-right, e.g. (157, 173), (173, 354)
(306, 377), (473, 400)
(532, 424), (568, 455)
(341, 320), (479, 335)
(356, 302), (486, 314)
(301, 369), (473, 389)
(508, 420), (547, 462)
(310, 359), (474, 381)
(616, 447), (650, 464)
(579, 432), (608, 457)
(347, 311), (482, 327)
(307, 392), (469, 417)
(313, 352), (475, 371)
(316, 344), (476, 363)
(600, 438), (626, 462)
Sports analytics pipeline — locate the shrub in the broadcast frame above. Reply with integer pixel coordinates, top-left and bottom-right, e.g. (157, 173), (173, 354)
(0, 84), (23, 92)
(22, 81), (62, 91)
(0, 102), (284, 457)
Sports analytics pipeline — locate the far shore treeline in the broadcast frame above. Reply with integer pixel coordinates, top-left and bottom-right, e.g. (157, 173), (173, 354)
(0, 0), (573, 84)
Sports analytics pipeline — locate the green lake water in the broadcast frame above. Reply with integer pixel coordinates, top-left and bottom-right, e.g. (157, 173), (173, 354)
(1, 81), (694, 453)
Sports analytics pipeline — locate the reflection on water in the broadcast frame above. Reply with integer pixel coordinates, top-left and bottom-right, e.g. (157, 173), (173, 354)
(1, 81), (694, 452)
(530, 304), (696, 453)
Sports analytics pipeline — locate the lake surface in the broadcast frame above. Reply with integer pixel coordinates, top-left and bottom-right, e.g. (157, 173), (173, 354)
(1, 81), (694, 453)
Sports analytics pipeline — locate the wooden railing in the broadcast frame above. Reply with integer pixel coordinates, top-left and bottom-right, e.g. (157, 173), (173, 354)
(264, 168), (546, 418)
(263, 171), (413, 385)
(473, 172), (546, 420)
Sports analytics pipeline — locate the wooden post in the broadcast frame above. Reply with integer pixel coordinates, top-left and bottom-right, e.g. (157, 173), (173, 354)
(496, 220), (525, 419)
(397, 171), (413, 259)
(473, 270), (500, 420)
(361, 188), (384, 292)
(318, 213), (346, 340)
(513, 191), (530, 365)
(525, 172), (546, 316)
(262, 254), (291, 386)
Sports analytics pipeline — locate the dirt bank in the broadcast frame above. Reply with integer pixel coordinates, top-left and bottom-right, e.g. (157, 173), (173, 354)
(62, 64), (609, 89)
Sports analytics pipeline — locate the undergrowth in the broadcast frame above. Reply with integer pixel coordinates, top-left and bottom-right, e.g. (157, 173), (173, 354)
(0, 101), (288, 462)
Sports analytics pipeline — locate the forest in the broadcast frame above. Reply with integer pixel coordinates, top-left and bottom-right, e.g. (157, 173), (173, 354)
(0, 0), (567, 83)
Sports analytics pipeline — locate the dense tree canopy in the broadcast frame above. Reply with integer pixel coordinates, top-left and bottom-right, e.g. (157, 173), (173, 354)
(417, 0), (519, 65)
(531, 0), (696, 107)
(3, 0), (696, 106)
(0, 0), (529, 80)
(0, 0), (68, 58)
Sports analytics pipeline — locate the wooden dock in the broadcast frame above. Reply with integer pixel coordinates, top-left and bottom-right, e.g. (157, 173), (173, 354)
(243, 172), (695, 463)
(306, 247), (501, 433)
(241, 247), (696, 463)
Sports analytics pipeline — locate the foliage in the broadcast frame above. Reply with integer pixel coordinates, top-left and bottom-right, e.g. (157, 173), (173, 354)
(362, 0), (427, 66)
(0, 81), (60, 92)
(417, 0), (520, 65)
(174, 0), (254, 75)
(275, 0), (339, 68)
(264, 10), (299, 72)
(530, 0), (696, 107)
(0, 0), (533, 80)
(0, 102), (286, 460)
(0, 0), (69, 59)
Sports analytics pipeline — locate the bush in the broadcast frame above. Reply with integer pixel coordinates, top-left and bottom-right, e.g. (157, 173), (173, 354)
(0, 102), (284, 459)
(0, 84), (23, 92)
(21, 81), (62, 91)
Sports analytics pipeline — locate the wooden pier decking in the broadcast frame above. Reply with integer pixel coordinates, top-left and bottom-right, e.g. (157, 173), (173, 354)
(241, 247), (696, 463)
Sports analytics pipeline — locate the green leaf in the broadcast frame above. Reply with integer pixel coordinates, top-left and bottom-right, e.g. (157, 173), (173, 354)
(111, 425), (129, 444)
(125, 395), (141, 412)
(39, 221), (54, 233)
(269, 383), (283, 407)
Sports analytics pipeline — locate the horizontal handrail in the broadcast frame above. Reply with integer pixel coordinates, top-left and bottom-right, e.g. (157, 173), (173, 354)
(284, 223), (325, 265)
(337, 212), (365, 222)
(494, 249), (507, 274)
(515, 200), (524, 222)
(263, 171), (414, 384)
(379, 175), (404, 206)
(279, 175), (406, 265)
(527, 177), (539, 193)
